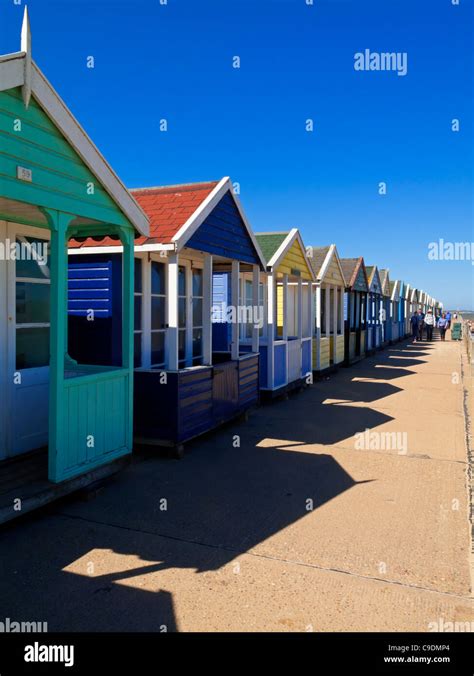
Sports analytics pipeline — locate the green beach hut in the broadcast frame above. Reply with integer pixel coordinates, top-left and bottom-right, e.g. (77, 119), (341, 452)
(0, 10), (148, 519)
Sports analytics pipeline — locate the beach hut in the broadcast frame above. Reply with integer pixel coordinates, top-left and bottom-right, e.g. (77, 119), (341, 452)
(388, 281), (401, 343)
(307, 244), (346, 374)
(399, 281), (408, 338)
(340, 257), (369, 365)
(0, 10), (149, 522)
(69, 178), (266, 452)
(403, 283), (412, 336)
(379, 269), (391, 347)
(410, 287), (420, 316)
(365, 265), (383, 353)
(254, 230), (315, 395)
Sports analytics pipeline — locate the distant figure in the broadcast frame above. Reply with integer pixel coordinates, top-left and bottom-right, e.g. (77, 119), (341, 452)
(453, 312), (458, 320)
(445, 310), (452, 330)
(438, 313), (448, 341)
(410, 310), (419, 343)
(424, 309), (435, 341)
(417, 309), (425, 341)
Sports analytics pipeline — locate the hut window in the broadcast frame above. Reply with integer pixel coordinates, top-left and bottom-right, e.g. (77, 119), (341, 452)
(337, 289), (342, 334)
(151, 261), (166, 367)
(134, 258), (143, 367)
(241, 279), (265, 340)
(15, 236), (51, 369)
(321, 288), (327, 334)
(192, 268), (203, 365)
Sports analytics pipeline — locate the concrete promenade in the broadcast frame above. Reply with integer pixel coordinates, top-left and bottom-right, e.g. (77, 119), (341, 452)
(0, 337), (472, 632)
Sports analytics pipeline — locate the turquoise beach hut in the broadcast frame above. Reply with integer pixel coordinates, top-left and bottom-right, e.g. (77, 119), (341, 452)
(0, 11), (148, 522)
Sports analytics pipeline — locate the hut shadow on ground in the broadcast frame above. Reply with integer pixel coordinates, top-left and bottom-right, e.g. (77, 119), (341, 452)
(0, 340), (426, 630)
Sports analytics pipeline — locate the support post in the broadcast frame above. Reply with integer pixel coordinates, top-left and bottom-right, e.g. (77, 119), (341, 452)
(332, 285), (338, 361)
(267, 272), (275, 388)
(252, 264), (259, 353)
(166, 253), (179, 370)
(46, 210), (72, 482)
(315, 284), (321, 370)
(297, 277), (303, 339)
(325, 285), (330, 337)
(203, 254), (212, 365)
(231, 260), (239, 360)
(282, 274), (289, 341)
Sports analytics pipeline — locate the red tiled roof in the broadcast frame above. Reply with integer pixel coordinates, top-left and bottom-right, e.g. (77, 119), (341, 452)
(70, 181), (220, 248)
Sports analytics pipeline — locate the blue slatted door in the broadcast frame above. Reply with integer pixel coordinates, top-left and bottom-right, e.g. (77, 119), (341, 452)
(212, 272), (231, 352)
(68, 261), (113, 318)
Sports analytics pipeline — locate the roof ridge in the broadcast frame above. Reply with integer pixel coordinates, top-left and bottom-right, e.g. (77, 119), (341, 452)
(130, 181), (219, 194)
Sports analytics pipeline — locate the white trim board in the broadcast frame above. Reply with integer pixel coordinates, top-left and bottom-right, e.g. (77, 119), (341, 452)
(171, 177), (267, 270)
(0, 14), (149, 237)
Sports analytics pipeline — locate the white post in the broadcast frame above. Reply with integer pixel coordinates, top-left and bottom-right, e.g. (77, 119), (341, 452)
(252, 264), (259, 353)
(297, 277), (303, 339)
(307, 281), (313, 338)
(332, 285), (337, 360)
(185, 263), (193, 366)
(339, 287), (344, 339)
(267, 273), (275, 388)
(282, 274), (289, 341)
(325, 285), (330, 337)
(203, 253), (212, 365)
(142, 255), (151, 368)
(231, 260), (239, 360)
(166, 253), (179, 370)
(315, 284), (321, 370)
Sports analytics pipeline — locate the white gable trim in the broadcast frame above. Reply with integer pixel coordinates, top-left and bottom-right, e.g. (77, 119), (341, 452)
(390, 280), (400, 302)
(318, 244), (346, 286)
(171, 177), (267, 269)
(0, 51), (149, 236)
(267, 229), (316, 280)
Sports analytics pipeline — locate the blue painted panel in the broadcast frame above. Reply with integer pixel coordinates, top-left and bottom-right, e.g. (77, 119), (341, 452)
(274, 343), (287, 389)
(68, 260), (113, 317)
(68, 254), (123, 366)
(187, 191), (260, 264)
(301, 339), (311, 377)
(212, 272), (232, 351)
(259, 344), (268, 388)
(238, 354), (259, 409)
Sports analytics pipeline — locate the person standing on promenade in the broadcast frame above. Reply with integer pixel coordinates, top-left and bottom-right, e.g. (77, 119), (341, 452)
(445, 310), (452, 329)
(417, 308), (425, 341)
(438, 313), (448, 341)
(424, 309), (435, 341)
(411, 310), (420, 343)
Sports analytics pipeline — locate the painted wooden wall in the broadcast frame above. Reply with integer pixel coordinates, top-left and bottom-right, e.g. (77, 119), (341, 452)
(323, 256), (345, 287)
(186, 191), (260, 265)
(0, 88), (128, 227)
(276, 239), (313, 280)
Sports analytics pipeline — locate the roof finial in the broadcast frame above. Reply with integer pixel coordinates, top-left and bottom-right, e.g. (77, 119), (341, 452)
(21, 6), (32, 108)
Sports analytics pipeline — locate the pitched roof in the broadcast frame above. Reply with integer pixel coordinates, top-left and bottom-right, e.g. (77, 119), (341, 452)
(70, 180), (220, 249)
(308, 246), (331, 279)
(255, 233), (289, 265)
(0, 10), (148, 236)
(339, 257), (361, 287)
(379, 269), (390, 295)
(132, 181), (220, 244)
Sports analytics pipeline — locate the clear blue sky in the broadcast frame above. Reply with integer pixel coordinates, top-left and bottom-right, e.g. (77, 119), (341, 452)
(1, 0), (472, 308)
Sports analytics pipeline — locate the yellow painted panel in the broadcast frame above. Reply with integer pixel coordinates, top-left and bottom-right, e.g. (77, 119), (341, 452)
(277, 239), (312, 280)
(335, 335), (345, 364)
(312, 336), (331, 371)
(277, 284), (283, 329)
(322, 255), (345, 287)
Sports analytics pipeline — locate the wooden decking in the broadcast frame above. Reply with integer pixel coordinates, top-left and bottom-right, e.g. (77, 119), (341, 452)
(0, 450), (128, 526)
